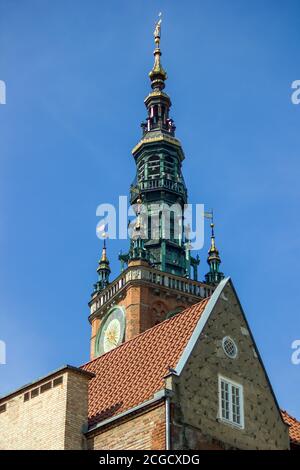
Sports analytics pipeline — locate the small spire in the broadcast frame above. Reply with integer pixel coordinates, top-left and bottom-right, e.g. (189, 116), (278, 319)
(205, 219), (225, 286)
(93, 234), (111, 293)
(149, 13), (167, 90)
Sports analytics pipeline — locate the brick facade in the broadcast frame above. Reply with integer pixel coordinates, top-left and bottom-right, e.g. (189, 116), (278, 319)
(87, 403), (166, 450)
(0, 367), (93, 450)
(0, 280), (296, 450)
(90, 261), (206, 360)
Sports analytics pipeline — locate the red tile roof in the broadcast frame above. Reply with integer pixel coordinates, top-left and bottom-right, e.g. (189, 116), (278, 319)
(82, 298), (209, 428)
(81, 297), (300, 446)
(281, 410), (300, 446)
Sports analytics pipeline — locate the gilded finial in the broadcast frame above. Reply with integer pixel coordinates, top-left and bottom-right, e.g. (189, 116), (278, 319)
(100, 232), (108, 262)
(204, 210), (217, 253)
(154, 13), (162, 48)
(149, 13), (167, 90)
(210, 222), (216, 251)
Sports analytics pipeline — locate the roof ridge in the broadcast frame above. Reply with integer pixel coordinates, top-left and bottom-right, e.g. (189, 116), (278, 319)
(81, 296), (210, 369)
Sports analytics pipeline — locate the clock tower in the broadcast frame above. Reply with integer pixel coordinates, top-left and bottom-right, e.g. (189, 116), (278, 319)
(88, 20), (224, 360)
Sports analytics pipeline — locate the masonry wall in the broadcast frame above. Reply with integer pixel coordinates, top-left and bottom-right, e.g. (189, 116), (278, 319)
(90, 279), (199, 359)
(0, 369), (90, 450)
(87, 403), (166, 450)
(64, 372), (90, 449)
(170, 282), (290, 450)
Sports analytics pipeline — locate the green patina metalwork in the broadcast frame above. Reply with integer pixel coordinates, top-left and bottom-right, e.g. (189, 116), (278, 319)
(205, 223), (225, 286)
(94, 240), (111, 293)
(93, 24), (225, 292)
(118, 34), (197, 279)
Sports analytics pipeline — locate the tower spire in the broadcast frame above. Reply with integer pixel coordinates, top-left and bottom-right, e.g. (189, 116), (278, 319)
(149, 14), (167, 91)
(138, 15), (176, 138)
(205, 220), (225, 286)
(125, 16), (189, 277)
(94, 235), (111, 293)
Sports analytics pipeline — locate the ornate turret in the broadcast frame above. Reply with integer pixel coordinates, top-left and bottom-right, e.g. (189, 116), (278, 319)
(205, 222), (225, 285)
(94, 237), (111, 293)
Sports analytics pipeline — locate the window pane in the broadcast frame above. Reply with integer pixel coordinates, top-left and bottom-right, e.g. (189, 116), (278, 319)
(221, 380), (230, 420)
(219, 379), (243, 427)
(232, 385), (241, 424)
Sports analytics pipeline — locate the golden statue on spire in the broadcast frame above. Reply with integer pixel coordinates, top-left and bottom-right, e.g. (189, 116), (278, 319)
(154, 13), (162, 48)
(149, 13), (167, 88)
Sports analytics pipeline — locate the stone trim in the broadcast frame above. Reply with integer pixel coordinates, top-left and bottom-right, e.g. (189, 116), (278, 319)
(175, 277), (230, 375)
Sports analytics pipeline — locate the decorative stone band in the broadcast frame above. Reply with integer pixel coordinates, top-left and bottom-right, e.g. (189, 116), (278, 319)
(89, 264), (215, 323)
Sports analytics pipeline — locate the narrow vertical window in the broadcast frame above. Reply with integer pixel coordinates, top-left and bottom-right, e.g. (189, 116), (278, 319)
(170, 211), (174, 240)
(148, 214), (152, 240)
(219, 376), (244, 428)
(221, 380), (230, 420)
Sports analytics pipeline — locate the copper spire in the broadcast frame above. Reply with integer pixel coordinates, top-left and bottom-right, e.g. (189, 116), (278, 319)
(205, 218), (225, 286)
(94, 234), (111, 293)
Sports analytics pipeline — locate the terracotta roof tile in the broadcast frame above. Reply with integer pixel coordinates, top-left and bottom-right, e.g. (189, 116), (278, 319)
(82, 298), (209, 428)
(281, 410), (300, 445)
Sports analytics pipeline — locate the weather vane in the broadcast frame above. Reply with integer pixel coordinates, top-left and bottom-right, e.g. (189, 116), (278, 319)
(96, 223), (108, 241)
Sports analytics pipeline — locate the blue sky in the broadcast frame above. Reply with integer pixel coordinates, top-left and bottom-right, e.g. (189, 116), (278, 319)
(0, 0), (299, 418)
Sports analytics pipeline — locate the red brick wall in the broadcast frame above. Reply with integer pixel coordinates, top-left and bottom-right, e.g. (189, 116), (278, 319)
(87, 403), (166, 450)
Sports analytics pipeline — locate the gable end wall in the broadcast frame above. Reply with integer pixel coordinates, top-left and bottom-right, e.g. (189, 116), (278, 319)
(171, 282), (290, 450)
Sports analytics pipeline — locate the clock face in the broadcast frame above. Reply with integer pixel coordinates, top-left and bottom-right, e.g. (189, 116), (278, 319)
(95, 306), (125, 356)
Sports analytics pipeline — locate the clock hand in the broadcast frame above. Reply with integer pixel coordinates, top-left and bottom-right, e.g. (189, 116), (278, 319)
(106, 331), (118, 346)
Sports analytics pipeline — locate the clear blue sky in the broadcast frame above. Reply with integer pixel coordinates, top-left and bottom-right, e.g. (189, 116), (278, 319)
(0, 0), (299, 418)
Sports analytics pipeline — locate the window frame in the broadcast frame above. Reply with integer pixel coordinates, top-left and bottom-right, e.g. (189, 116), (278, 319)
(218, 375), (245, 429)
(222, 336), (238, 359)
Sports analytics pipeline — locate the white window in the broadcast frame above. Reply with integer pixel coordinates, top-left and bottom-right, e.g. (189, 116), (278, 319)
(218, 376), (244, 429)
(222, 336), (238, 359)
